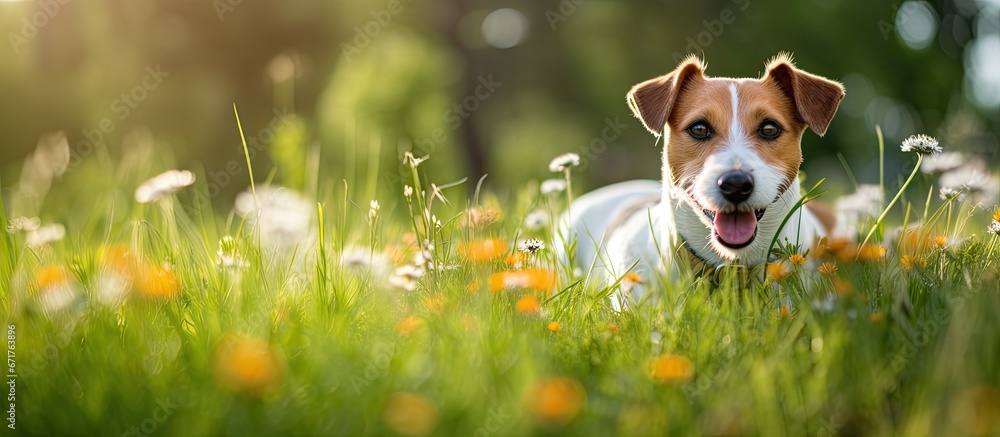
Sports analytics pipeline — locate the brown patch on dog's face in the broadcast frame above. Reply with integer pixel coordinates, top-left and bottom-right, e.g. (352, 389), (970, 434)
(664, 78), (806, 195)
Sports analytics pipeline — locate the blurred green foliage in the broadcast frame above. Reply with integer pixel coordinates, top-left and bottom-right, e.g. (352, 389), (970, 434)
(0, 0), (996, 209)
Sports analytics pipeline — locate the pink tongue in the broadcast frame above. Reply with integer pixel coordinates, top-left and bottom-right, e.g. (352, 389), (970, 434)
(714, 211), (757, 246)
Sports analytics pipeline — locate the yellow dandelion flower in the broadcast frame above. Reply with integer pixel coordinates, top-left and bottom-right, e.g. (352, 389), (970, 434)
(789, 254), (806, 265)
(547, 321), (560, 332)
(397, 316), (424, 334)
(516, 295), (541, 314)
(818, 262), (838, 275)
(135, 262), (180, 298)
(382, 392), (439, 437)
(649, 354), (695, 383)
(766, 261), (789, 282)
(459, 238), (507, 263)
(213, 335), (284, 398)
(527, 377), (586, 426)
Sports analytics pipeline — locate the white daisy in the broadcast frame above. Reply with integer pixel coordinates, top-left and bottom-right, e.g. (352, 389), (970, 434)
(517, 238), (545, 254)
(135, 170), (196, 203)
(988, 221), (1000, 236)
(939, 187), (966, 201)
(234, 185), (313, 252)
(900, 134), (941, 155)
(920, 151), (965, 175)
(548, 153), (581, 172)
(540, 179), (567, 195)
(26, 223), (65, 248)
(523, 209), (549, 230)
(7, 216), (40, 233)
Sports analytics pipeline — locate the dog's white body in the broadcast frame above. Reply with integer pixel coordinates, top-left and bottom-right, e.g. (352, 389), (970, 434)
(561, 55), (843, 310)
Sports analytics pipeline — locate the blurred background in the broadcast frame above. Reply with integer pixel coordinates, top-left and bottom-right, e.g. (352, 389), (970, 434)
(0, 0), (997, 213)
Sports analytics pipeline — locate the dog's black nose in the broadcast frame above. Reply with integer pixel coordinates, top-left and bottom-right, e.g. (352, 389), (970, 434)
(718, 171), (754, 204)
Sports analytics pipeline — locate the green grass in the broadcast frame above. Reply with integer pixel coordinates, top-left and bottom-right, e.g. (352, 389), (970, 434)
(3, 136), (1000, 437)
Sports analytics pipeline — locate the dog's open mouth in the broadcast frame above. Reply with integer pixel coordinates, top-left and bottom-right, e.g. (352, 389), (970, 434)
(702, 209), (766, 249)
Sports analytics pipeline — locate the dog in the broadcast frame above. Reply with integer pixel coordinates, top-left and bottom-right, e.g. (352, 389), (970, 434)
(561, 54), (844, 310)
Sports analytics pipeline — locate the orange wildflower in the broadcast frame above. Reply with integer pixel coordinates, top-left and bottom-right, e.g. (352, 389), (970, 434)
(899, 255), (926, 272)
(135, 262), (180, 298)
(465, 278), (480, 292)
(459, 238), (507, 263)
(99, 244), (135, 273)
(870, 312), (884, 323)
(397, 316), (424, 334)
(780, 305), (791, 317)
(33, 264), (71, 290)
(832, 278), (855, 297)
(213, 335), (284, 397)
(421, 295), (448, 314)
(547, 321), (560, 332)
(789, 254), (806, 265)
(516, 295), (541, 314)
(994, 209), (1000, 222)
(527, 377), (586, 426)
(384, 244), (411, 265)
(504, 253), (527, 266)
(766, 261), (790, 282)
(649, 354), (695, 383)
(857, 245), (887, 262)
(608, 323), (621, 335)
(818, 262), (838, 275)
(624, 272), (642, 284)
(488, 268), (557, 292)
(382, 392), (440, 437)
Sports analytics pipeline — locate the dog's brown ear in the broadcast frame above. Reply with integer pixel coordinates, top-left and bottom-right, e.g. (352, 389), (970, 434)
(627, 56), (705, 137)
(764, 53), (845, 137)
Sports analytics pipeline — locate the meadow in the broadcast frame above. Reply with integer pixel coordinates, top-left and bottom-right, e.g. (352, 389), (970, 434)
(2, 127), (1000, 437)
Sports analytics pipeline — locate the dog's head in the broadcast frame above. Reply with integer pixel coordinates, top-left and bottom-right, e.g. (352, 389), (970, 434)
(627, 54), (844, 259)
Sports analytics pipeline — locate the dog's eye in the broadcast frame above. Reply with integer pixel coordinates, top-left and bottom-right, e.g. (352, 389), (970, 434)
(758, 121), (782, 140)
(687, 122), (712, 140)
